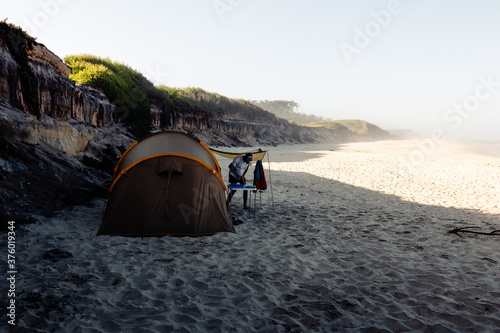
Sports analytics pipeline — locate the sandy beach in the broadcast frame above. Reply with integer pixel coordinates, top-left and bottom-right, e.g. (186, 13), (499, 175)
(2, 140), (500, 332)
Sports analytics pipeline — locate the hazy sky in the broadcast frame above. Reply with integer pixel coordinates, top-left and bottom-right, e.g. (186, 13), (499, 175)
(2, 0), (500, 141)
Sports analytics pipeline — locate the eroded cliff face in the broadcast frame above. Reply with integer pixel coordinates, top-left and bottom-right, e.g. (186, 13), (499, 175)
(0, 39), (134, 222)
(0, 40), (132, 164)
(164, 107), (360, 148)
(1, 42), (117, 128)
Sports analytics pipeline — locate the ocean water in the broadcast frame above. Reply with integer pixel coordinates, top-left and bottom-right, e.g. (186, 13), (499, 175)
(482, 150), (500, 157)
(477, 141), (500, 157)
(455, 140), (500, 157)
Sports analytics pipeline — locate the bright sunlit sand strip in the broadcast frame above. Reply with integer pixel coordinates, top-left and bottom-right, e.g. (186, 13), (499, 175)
(6, 140), (500, 332)
(268, 140), (500, 216)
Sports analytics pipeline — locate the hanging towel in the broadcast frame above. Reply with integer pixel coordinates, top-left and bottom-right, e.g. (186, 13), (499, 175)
(253, 149), (267, 190)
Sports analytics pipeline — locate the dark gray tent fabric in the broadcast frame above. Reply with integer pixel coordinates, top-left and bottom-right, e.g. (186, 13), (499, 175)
(98, 131), (234, 236)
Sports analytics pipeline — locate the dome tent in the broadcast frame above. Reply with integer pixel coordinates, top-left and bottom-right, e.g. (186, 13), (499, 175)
(97, 131), (234, 236)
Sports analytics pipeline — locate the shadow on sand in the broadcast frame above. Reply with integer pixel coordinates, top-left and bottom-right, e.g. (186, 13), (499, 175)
(3, 167), (499, 332)
(231, 169), (500, 331)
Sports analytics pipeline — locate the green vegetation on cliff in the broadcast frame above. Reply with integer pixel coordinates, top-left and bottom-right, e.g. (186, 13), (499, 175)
(159, 86), (277, 121)
(306, 119), (364, 130)
(306, 119), (390, 137)
(65, 54), (280, 137)
(65, 55), (152, 137)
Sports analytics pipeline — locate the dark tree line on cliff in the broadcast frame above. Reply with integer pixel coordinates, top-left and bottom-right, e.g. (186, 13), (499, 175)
(250, 100), (330, 124)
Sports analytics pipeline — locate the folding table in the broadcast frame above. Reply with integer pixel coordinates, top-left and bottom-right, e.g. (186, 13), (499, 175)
(226, 184), (257, 218)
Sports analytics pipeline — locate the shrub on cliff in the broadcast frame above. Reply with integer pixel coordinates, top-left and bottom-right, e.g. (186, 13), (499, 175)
(65, 55), (152, 137)
(157, 86), (277, 122)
